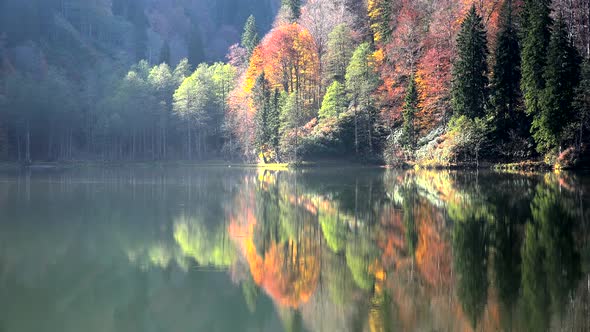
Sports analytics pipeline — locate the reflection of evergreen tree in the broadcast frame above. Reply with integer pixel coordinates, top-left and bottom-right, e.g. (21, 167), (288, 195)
(492, 216), (521, 330)
(533, 183), (581, 315)
(452, 216), (489, 329)
(401, 182), (418, 256)
(521, 222), (550, 331)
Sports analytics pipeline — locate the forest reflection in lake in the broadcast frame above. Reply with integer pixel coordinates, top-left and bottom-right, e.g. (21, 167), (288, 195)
(0, 167), (589, 332)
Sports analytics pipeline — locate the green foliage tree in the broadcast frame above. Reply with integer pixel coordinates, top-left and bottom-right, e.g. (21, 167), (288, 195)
(490, 0), (522, 133)
(241, 15), (259, 57)
(401, 74), (420, 153)
(521, 0), (552, 120)
(173, 71), (209, 160)
(326, 24), (355, 83)
(345, 42), (380, 156)
(451, 5), (489, 120)
(533, 17), (581, 153)
(319, 81), (348, 121)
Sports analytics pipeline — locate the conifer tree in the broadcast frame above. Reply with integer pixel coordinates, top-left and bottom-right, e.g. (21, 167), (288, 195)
(241, 15), (259, 57)
(159, 40), (171, 65)
(253, 73), (271, 154)
(521, 0), (552, 119)
(401, 74), (420, 152)
(268, 88), (283, 156)
(575, 60), (590, 146)
(490, 0), (522, 132)
(368, 0), (393, 43)
(451, 5), (489, 120)
(534, 17), (581, 153)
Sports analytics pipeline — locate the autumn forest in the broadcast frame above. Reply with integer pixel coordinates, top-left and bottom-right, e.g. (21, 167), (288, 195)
(0, 0), (590, 167)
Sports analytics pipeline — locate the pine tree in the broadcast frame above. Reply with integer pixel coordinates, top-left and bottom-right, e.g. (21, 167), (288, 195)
(282, 0), (301, 21)
(521, 0), (552, 119)
(253, 73), (271, 154)
(241, 15), (259, 57)
(159, 40), (171, 65)
(187, 26), (205, 67)
(490, 0), (522, 133)
(268, 88), (283, 156)
(401, 74), (420, 152)
(368, 0), (393, 43)
(534, 17), (581, 153)
(575, 60), (590, 146)
(451, 5), (489, 120)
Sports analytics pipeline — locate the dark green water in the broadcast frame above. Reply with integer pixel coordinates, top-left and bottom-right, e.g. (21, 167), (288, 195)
(0, 167), (589, 332)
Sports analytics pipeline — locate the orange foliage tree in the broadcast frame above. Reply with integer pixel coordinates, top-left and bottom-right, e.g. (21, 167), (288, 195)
(245, 23), (320, 114)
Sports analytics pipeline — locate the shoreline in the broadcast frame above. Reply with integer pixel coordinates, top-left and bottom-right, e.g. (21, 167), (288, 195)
(0, 159), (584, 172)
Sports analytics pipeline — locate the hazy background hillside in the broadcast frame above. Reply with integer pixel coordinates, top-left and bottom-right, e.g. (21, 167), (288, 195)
(0, 0), (279, 74)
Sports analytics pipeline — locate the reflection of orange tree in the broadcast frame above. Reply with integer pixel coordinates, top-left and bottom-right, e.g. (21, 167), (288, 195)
(228, 176), (320, 308)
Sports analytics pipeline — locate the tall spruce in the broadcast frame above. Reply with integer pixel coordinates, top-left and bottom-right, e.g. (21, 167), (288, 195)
(534, 17), (581, 153)
(490, 0), (522, 133)
(241, 15), (259, 57)
(575, 60), (590, 146)
(253, 73), (272, 154)
(451, 5), (489, 120)
(521, 0), (552, 119)
(268, 88), (282, 156)
(401, 74), (420, 152)
(159, 40), (171, 65)
(368, 0), (394, 43)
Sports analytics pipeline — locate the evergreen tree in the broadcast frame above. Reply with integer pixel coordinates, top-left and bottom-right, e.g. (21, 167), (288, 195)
(241, 15), (259, 57)
(319, 81), (348, 120)
(401, 74), (420, 152)
(575, 60), (590, 145)
(268, 88), (283, 156)
(282, 0), (301, 21)
(533, 17), (581, 153)
(521, 0), (552, 119)
(326, 24), (355, 83)
(159, 40), (171, 65)
(490, 0), (522, 132)
(187, 26), (205, 68)
(253, 73), (271, 154)
(451, 5), (489, 120)
(368, 0), (394, 43)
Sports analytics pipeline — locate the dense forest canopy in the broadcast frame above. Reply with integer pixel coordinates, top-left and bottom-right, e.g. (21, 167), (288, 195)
(0, 0), (589, 166)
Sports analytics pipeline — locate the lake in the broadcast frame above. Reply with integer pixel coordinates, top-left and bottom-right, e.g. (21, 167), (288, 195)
(0, 167), (588, 331)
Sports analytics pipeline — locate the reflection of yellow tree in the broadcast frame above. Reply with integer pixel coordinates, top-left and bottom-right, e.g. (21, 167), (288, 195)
(174, 215), (235, 267)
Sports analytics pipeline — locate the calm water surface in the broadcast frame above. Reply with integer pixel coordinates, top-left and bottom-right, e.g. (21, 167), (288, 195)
(0, 167), (589, 331)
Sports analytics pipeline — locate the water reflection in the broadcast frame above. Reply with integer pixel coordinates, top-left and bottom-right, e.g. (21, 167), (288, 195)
(0, 168), (589, 331)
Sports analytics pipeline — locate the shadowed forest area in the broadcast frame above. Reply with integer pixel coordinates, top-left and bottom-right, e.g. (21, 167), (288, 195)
(0, 0), (589, 168)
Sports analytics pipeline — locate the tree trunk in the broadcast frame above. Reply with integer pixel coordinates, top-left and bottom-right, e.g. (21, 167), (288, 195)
(25, 121), (31, 163)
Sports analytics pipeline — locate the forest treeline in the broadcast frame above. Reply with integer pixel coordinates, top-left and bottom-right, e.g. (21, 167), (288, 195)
(0, 0), (589, 166)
